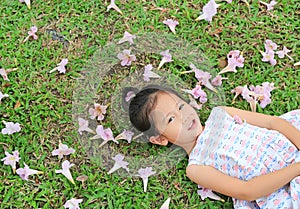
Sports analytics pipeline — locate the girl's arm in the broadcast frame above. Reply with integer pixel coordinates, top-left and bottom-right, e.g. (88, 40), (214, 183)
(186, 163), (300, 201)
(222, 106), (300, 150)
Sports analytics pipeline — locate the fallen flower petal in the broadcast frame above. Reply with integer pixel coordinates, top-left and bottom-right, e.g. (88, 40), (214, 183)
(64, 198), (83, 209)
(211, 75), (227, 86)
(231, 86), (244, 101)
(136, 167), (156, 192)
(0, 68), (18, 81)
(0, 91), (9, 102)
(55, 160), (75, 184)
(261, 50), (277, 66)
(197, 185), (224, 201)
(143, 64), (161, 81)
(188, 95), (203, 110)
(115, 129), (134, 143)
(1, 121), (21, 135)
(89, 103), (107, 121)
(158, 50), (173, 69)
(23, 26), (38, 42)
(163, 19), (179, 34)
(16, 163), (43, 180)
(107, 0), (123, 15)
(1, 150), (20, 173)
(218, 50), (244, 74)
(196, 0), (219, 22)
(264, 39), (278, 52)
(117, 49), (136, 66)
(276, 46), (293, 60)
(118, 31), (136, 45)
(107, 154), (129, 174)
(78, 117), (95, 135)
(52, 141), (75, 159)
(260, 0), (277, 11)
(160, 197), (171, 209)
(19, 0), (31, 9)
(50, 58), (68, 74)
(91, 125), (118, 147)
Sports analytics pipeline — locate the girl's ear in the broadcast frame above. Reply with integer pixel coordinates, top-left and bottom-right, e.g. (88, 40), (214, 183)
(149, 135), (168, 146)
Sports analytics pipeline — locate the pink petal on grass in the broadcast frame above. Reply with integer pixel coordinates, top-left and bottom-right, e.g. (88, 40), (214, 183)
(196, 0), (220, 22)
(264, 39), (278, 52)
(136, 167), (156, 192)
(107, 0), (123, 15)
(197, 185), (224, 202)
(211, 75), (227, 86)
(163, 19), (179, 34)
(89, 103), (107, 121)
(50, 58), (68, 74)
(125, 91), (136, 102)
(1, 150), (20, 173)
(159, 197), (171, 209)
(23, 26), (38, 42)
(91, 125), (118, 147)
(117, 49), (136, 66)
(16, 163), (43, 180)
(158, 50), (173, 69)
(107, 154), (129, 174)
(0, 91), (9, 102)
(115, 129), (134, 143)
(64, 198), (83, 209)
(0, 68), (17, 81)
(118, 31), (136, 45)
(52, 141), (75, 159)
(143, 64), (161, 81)
(276, 46), (293, 60)
(218, 50), (244, 74)
(260, 0), (277, 11)
(19, 0), (31, 9)
(261, 50), (277, 66)
(1, 121), (21, 135)
(78, 117), (95, 135)
(55, 160), (75, 184)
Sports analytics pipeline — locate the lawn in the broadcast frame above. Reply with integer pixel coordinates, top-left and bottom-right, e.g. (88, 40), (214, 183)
(0, 0), (299, 208)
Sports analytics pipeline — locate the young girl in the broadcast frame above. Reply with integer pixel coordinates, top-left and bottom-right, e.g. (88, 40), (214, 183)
(123, 84), (300, 208)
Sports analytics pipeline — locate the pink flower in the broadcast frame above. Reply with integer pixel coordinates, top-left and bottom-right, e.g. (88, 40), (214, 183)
(125, 91), (136, 102)
(107, 0), (123, 15)
(260, 0), (277, 11)
(188, 95), (203, 110)
(55, 160), (75, 184)
(52, 141), (75, 159)
(241, 86), (259, 112)
(64, 198), (83, 209)
(158, 50), (173, 69)
(19, 0), (31, 9)
(91, 125), (118, 147)
(276, 46), (293, 60)
(231, 86), (244, 101)
(89, 103), (107, 121)
(16, 163), (43, 180)
(1, 150), (20, 173)
(117, 49), (136, 66)
(23, 26), (38, 42)
(250, 82), (274, 108)
(118, 31), (136, 45)
(143, 64), (161, 82)
(163, 19), (179, 34)
(0, 68), (18, 81)
(159, 197), (171, 209)
(211, 75), (227, 86)
(196, 0), (220, 22)
(0, 91), (9, 102)
(197, 185), (224, 201)
(261, 50), (277, 66)
(50, 59), (68, 74)
(77, 117), (95, 135)
(1, 121), (21, 135)
(107, 154), (129, 174)
(182, 85), (207, 104)
(115, 129), (134, 143)
(233, 115), (243, 125)
(136, 167), (156, 192)
(264, 39), (278, 52)
(218, 50), (244, 74)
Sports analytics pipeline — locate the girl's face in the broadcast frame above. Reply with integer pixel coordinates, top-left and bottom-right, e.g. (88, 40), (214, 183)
(151, 92), (203, 146)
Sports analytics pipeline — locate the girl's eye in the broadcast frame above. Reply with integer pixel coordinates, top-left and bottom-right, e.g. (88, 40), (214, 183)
(168, 116), (175, 123)
(179, 104), (184, 110)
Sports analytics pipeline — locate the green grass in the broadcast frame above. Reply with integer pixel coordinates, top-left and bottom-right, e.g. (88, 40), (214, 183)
(1, 0), (299, 208)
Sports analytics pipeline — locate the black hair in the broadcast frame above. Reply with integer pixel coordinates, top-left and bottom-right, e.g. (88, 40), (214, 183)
(122, 84), (184, 137)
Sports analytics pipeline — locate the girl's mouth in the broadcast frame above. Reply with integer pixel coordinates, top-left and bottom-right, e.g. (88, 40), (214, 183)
(188, 119), (196, 130)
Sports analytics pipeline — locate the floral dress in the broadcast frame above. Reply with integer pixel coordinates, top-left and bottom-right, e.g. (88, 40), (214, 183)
(188, 107), (300, 209)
